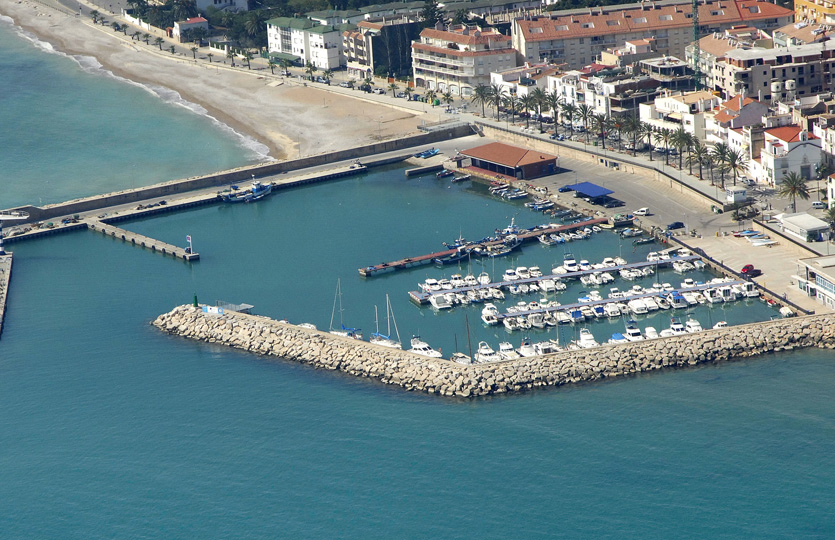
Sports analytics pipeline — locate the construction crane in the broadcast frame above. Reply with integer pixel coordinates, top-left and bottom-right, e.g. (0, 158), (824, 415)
(692, 0), (702, 90)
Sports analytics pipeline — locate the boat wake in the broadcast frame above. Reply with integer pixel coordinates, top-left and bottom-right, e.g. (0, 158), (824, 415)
(2, 16), (273, 162)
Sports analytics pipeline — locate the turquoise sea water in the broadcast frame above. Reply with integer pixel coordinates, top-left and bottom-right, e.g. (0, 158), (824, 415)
(1, 19), (834, 539)
(0, 18), (267, 209)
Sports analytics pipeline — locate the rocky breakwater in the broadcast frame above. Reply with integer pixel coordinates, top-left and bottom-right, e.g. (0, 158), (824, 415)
(153, 305), (835, 397)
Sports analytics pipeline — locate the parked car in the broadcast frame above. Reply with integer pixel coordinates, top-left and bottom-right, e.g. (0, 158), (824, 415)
(741, 264), (763, 277)
(280, 70), (291, 76)
(372, 88), (385, 95)
(338, 81), (351, 88)
(633, 207), (650, 216)
(558, 186), (573, 193)
(812, 201), (827, 209)
(666, 221), (685, 230)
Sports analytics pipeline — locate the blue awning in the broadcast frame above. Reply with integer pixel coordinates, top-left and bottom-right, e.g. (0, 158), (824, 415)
(571, 182), (614, 199)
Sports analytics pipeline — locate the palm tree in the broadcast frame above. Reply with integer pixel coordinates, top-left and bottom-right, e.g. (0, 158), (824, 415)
(815, 162), (833, 200)
(267, 58), (276, 74)
(190, 46), (198, 59)
(545, 91), (562, 133)
(90, 9), (100, 23)
(322, 69), (333, 84)
(726, 149), (748, 186)
(169, 45), (176, 54)
(207, 52), (213, 63)
(591, 113), (608, 150)
(132, 31), (141, 41)
(489, 83), (504, 120)
(638, 122), (654, 161)
(470, 83), (490, 117)
(154, 37), (164, 50)
(143, 33), (151, 44)
(530, 87), (546, 131)
(577, 104), (593, 144)
(111, 22), (121, 32)
(363, 77), (373, 91)
(711, 142), (731, 188)
(689, 139), (709, 181)
(442, 91), (454, 108)
(425, 89), (437, 106)
(519, 94), (536, 129)
(226, 49), (235, 66)
(388, 82), (399, 97)
(279, 58), (291, 74)
(609, 115), (624, 151)
(502, 94), (519, 123)
(671, 127), (689, 169)
(779, 171), (810, 213)
(243, 51), (253, 70)
(656, 128), (673, 166)
(560, 103), (577, 137)
(304, 61), (317, 81)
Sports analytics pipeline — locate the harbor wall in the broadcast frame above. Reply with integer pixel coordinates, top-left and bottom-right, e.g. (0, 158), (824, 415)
(5, 124), (474, 224)
(0, 255), (11, 338)
(153, 304), (835, 397)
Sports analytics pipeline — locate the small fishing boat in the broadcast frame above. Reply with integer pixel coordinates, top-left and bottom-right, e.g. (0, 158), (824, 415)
(436, 169), (454, 178)
(219, 181), (273, 203)
(451, 174), (471, 182)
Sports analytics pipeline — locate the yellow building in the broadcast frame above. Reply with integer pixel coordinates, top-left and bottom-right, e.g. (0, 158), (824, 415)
(794, 0), (835, 24)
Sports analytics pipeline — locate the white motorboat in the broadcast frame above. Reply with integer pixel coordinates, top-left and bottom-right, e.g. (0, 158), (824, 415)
(655, 296), (671, 309)
(477, 271), (491, 285)
(680, 278), (698, 288)
(578, 260), (591, 271)
(450, 352), (472, 364)
(503, 317), (519, 331)
(481, 303), (499, 325)
(555, 311), (572, 324)
(539, 278), (556, 292)
(604, 303), (621, 318)
(643, 297), (659, 311)
(450, 274), (465, 288)
(562, 253), (579, 273)
(429, 293), (453, 310)
(685, 318), (703, 333)
(682, 291), (701, 305)
(623, 323), (644, 341)
(408, 336), (443, 358)
(438, 279), (453, 290)
(644, 326), (660, 339)
(489, 288), (505, 300)
(474, 341), (501, 363)
(515, 266), (530, 279)
(529, 266), (543, 278)
(660, 317), (688, 337)
(553, 279), (567, 291)
(517, 337), (538, 357)
(673, 260), (695, 273)
(627, 298), (648, 314)
(713, 321), (728, 329)
(666, 292), (688, 309)
(419, 278), (441, 292)
(573, 328), (599, 348)
(609, 333), (630, 344)
(703, 288), (723, 303)
(503, 268), (519, 281)
(464, 274), (479, 287)
(534, 340), (562, 355)
(528, 312), (546, 329)
(498, 342), (520, 360)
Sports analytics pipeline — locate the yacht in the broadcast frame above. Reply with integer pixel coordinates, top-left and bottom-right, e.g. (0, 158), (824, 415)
(503, 268), (519, 281)
(429, 293), (453, 310)
(477, 272), (491, 285)
(685, 318), (703, 333)
(450, 352), (472, 364)
(680, 278), (698, 288)
(464, 274), (479, 287)
(481, 303), (499, 326)
(644, 326), (660, 339)
(623, 323), (645, 341)
(562, 253), (579, 273)
(604, 303), (622, 318)
(627, 298), (648, 315)
(517, 337), (538, 357)
(419, 278), (441, 292)
(474, 341), (501, 363)
(574, 328), (599, 348)
(713, 321), (728, 329)
(408, 336), (443, 358)
(660, 317), (688, 337)
(667, 292), (688, 309)
(498, 342), (521, 360)
(539, 278), (556, 292)
(608, 333), (630, 344)
(534, 340), (562, 355)
(515, 266), (530, 279)
(529, 266), (543, 278)
(503, 317), (519, 331)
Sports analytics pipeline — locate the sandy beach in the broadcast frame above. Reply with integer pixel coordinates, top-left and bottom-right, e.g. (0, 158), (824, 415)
(0, 0), (426, 160)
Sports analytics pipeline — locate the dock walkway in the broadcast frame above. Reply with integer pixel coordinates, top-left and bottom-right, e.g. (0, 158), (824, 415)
(87, 221), (199, 261)
(0, 255), (11, 338)
(360, 217), (608, 277)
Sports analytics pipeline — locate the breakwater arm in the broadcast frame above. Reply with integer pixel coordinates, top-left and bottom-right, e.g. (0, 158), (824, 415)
(153, 305), (835, 397)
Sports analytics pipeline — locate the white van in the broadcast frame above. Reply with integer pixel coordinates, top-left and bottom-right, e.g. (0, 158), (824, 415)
(812, 201), (827, 209)
(633, 207), (650, 216)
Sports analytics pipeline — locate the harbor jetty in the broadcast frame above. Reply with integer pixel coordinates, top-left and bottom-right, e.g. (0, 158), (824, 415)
(0, 255), (11, 338)
(153, 304), (835, 398)
(87, 221), (199, 261)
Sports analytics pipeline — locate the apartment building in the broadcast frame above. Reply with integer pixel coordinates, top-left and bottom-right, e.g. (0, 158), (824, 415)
(412, 24), (517, 96)
(512, 0), (792, 70)
(794, 0), (835, 24)
(266, 17), (353, 70)
(749, 125), (822, 184)
(639, 90), (720, 139)
(343, 17), (423, 79)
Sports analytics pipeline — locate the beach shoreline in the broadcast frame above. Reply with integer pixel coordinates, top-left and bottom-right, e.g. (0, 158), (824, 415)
(0, 0), (424, 161)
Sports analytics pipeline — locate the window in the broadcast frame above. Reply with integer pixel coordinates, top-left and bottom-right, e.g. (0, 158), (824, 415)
(634, 17), (647, 23)
(659, 14), (673, 21)
(555, 25), (569, 31)
(606, 20), (619, 26)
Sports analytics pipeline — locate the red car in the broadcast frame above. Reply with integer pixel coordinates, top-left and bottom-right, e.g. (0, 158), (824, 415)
(741, 264), (762, 277)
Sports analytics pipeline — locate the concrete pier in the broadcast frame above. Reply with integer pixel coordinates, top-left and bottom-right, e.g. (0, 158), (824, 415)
(87, 221), (199, 261)
(0, 255), (12, 339)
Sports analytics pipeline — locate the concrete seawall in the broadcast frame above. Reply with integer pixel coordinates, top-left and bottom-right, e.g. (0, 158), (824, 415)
(0, 255), (12, 338)
(4, 125), (473, 225)
(153, 305), (835, 397)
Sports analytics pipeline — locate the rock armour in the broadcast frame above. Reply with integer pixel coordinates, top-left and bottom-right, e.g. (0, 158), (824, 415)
(153, 305), (835, 397)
